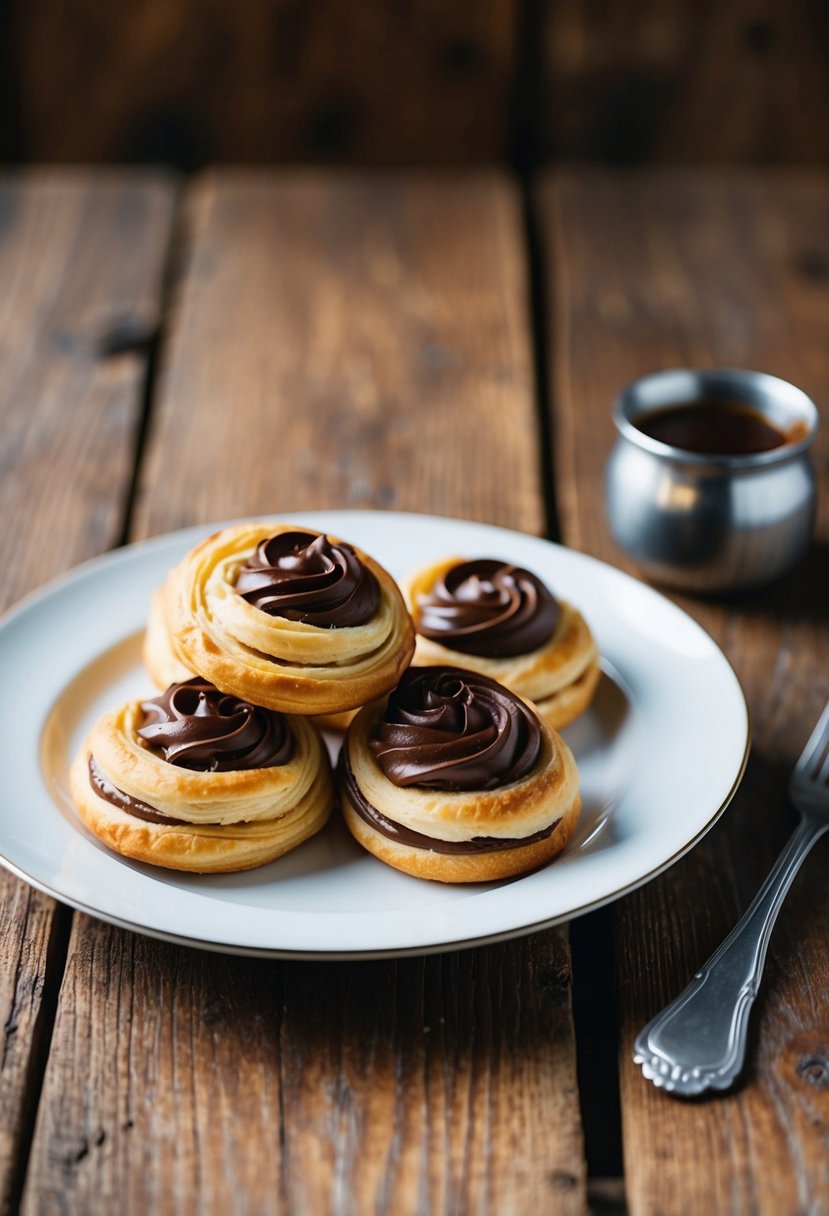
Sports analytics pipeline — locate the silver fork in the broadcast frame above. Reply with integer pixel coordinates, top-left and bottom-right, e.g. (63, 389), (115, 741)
(634, 699), (829, 1097)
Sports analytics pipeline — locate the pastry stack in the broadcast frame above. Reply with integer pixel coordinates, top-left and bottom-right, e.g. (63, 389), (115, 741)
(71, 523), (599, 882)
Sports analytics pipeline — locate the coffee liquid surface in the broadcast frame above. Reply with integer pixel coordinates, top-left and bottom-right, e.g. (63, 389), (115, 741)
(635, 400), (796, 456)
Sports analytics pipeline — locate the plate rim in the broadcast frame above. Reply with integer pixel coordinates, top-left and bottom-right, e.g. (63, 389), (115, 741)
(0, 509), (751, 959)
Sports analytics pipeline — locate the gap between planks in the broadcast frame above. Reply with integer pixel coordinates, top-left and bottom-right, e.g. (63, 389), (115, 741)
(520, 176), (626, 1192)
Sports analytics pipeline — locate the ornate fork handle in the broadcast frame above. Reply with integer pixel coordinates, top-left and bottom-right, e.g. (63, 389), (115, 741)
(634, 813), (829, 1097)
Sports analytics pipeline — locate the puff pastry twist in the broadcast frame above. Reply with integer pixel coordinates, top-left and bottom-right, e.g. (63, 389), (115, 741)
(403, 556), (600, 731)
(340, 666), (581, 883)
(161, 523), (415, 715)
(70, 678), (333, 872)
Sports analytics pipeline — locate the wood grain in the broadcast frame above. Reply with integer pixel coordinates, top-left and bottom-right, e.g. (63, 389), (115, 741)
(133, 172), (544, 536)
(540, 167), (829, 1214)
(23, 173), (587, 1214)
(14, 0), (517, 166)
(0, 172), (175, 1215)
(10, 0), (829, 170)
(539, 0), (829, 164)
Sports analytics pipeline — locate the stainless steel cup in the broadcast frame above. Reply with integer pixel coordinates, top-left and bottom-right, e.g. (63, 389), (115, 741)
(605, 368), (819, 592)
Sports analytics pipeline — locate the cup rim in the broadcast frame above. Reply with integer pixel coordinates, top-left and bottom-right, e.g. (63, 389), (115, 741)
(612, 367), (820, 469)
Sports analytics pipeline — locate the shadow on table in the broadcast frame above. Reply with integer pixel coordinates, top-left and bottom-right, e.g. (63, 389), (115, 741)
(698, 539), (829, 624)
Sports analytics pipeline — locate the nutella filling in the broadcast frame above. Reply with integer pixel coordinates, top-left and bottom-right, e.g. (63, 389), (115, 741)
(88, 756), (193, 825)
(235, 531), (380, 627)
(340, 749), (559, 854)
(138, 678), (295, 772)
(87, 680), (295, 827)
(370, 666), (541, 790)
(417, 558), (559, 657)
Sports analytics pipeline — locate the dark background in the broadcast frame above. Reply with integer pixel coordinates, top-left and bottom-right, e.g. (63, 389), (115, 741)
(2, 0), (828, 171)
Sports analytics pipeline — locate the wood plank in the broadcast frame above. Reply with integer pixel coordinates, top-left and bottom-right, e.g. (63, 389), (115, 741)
(24, 173), (588, 1214)
(539, 0), (829, 164)
(134, 172), (543, 535)
(0, 172), (175, 1216)
(14, 1), (517, 166)
(13, 0), (829, 171)
(540, 167), (829, 1214)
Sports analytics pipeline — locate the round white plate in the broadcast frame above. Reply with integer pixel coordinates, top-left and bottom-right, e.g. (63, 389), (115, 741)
(0, 511), (749, 959)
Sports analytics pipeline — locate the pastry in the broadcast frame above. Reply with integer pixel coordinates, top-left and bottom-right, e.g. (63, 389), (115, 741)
(339, 666), (580, 883)
(69, 678), (333, 873)
(162, 523), (415, 715)
(402, 556), (600, 731)
(144, 584), (193, 689)
(144, 585), (358, 733)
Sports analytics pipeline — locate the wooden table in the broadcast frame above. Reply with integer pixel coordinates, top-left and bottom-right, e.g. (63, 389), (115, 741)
(1, 168), (828, 1216)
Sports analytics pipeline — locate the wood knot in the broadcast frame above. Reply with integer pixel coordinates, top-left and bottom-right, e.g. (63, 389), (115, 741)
(200, 997), (226, 1025)
(742, 21), (775, 53)
(797, 1054), (829, 1089)
(536, 964), (571, 996)
(62, 1138), (89, 1169)
(306, 94), (360, 155)
(794, 250), (829, 281)
(124, 108), (207, 172)
(438, 39), (486, 80)
(419, 343), (456, 369)
(549, 1170), (578, 1191)
(95, 318), (156, 359)
(54, 309), (157, 361)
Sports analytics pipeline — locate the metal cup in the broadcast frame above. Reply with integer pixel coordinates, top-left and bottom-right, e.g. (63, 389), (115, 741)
(605, 368), (819, 592)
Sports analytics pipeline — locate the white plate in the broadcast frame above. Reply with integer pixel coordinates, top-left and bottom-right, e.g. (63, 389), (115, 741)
(0, 511), (749, 959)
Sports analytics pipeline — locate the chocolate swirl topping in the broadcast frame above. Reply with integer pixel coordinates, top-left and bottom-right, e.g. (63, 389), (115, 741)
(416, 559), (559, 657)
(370, 666), (542, 791)
(234, 531), (380, 627)
(137, 678), (295, 772)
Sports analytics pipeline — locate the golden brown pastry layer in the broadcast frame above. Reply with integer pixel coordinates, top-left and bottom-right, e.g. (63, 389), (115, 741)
(341, 796), (580, 883)
(533, 658), (602, 733)
(403, 555), (600, 729)
(70, 696), (333, 873)
(339, 682), (581, 883)
(164, 523), (415, 715)
(144, 584), (193, 689)
(144, 586), (354, 734)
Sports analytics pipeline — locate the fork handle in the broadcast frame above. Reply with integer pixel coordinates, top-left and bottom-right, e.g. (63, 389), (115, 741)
(634, 812), (829, 1096)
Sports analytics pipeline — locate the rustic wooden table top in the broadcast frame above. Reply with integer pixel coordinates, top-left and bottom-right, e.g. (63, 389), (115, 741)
(1, 167), (828, 1216)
